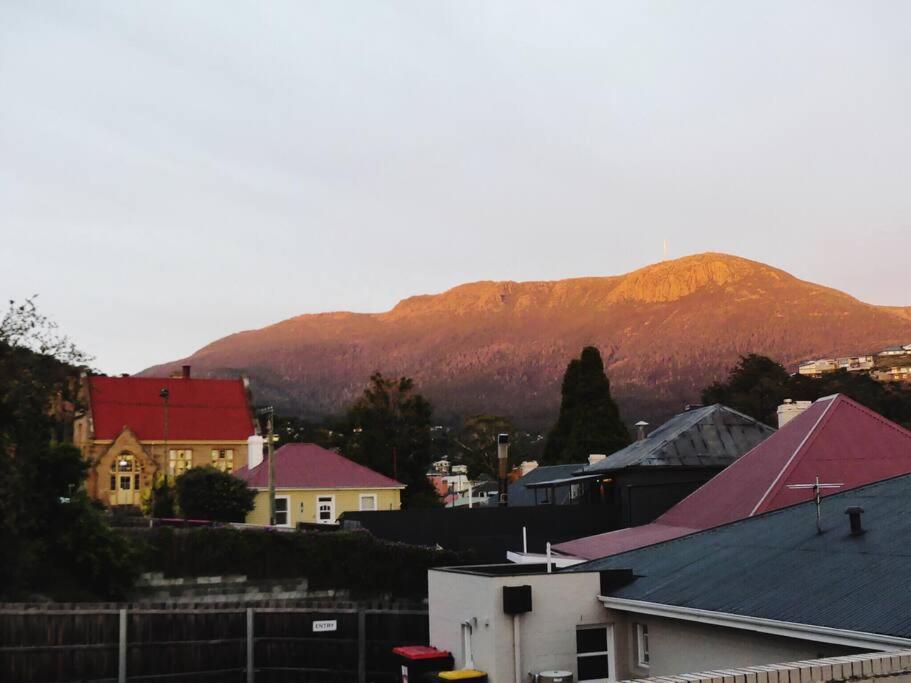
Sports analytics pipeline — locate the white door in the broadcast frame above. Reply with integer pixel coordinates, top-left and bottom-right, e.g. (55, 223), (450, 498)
(317, 496), (335, 524)
(576, 624), (614, 683)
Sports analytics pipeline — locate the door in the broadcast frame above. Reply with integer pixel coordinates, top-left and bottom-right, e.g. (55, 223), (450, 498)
(111, 453), (139, 505)
(317, 495), (335, 524)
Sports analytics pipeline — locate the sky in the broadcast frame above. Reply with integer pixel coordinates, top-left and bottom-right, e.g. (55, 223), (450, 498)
(2, 1), (911, 374)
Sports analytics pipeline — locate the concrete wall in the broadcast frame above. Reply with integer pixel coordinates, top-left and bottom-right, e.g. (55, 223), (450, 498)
(621, 650), (911, 683)
(610, 613), (861, 680)
(428, 569), (604, 682)
(246, 487), (402, 525)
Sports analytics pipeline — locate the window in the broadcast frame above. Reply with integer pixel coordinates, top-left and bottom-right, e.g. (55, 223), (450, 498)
(359, 494), (377, 511)
(577, 626), (610, 682)
(169, 449), (193, 477)
(635, 623), (649, 668)
(274, 496), (289, 527)
(210, 448), (235, 473)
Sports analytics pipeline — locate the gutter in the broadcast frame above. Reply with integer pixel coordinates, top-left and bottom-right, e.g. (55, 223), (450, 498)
(599, 596), (911, 651)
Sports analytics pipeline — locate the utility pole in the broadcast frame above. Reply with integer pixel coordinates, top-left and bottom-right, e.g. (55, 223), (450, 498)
(267, 408), (276, 526)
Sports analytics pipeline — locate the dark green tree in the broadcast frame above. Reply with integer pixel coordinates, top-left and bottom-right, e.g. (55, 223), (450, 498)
(543, 346), (630, 464)
(703, 354), (911, 427)
(345, 372), (438, 507)
(175, 466), (256, 522)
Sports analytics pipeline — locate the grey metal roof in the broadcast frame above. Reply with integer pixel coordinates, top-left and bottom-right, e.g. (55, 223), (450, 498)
(525, 473), (604, 489)
(504, 464), (585, 506)
(568, 473), (911, 639)
(583, 404), (775, 473)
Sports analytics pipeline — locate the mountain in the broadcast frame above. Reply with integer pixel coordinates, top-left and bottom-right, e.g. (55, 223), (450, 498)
(141, 253), (911, 428)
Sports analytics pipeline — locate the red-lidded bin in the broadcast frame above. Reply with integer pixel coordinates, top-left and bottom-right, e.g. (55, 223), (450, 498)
(392, 646), (455, 683)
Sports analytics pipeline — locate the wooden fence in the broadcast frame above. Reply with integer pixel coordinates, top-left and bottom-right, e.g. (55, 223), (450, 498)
(0, 601), (429, 683)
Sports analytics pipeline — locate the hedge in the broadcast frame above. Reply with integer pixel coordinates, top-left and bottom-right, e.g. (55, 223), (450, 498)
(136, 527), (476, 597)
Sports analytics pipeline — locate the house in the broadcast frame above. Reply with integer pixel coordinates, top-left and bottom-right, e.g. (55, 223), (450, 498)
(554, 393), (911, 560)
(234, 443), (404, 526)
(503, 463), (589, 506)
(429, 474), (911, 682)
(878, 345), (909, 357)
(74, 367), (257, 507)
(525, 404), (775, 528)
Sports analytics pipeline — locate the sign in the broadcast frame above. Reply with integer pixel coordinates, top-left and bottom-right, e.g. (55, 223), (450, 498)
(312, 620), (338, 633)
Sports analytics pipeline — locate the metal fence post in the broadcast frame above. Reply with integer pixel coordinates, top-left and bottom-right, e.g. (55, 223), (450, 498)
(118, 607), (127, 683)
(247, 608), (255, 683)
(358, 608), (366, 683)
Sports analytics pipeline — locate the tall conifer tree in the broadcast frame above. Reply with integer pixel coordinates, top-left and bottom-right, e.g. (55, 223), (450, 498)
(543, 346), (630, 464)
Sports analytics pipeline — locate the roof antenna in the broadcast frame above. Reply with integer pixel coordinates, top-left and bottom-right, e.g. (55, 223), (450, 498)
(786, 475), (844, 533)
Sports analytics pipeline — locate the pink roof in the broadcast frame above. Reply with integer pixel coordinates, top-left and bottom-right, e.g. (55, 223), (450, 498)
(235, 443), (405, 489)
(87, 375), (255, 441)
(555, 394), (911, 560)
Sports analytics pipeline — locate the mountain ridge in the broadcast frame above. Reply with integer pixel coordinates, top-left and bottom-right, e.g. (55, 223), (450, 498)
(141, 253), (911, 427)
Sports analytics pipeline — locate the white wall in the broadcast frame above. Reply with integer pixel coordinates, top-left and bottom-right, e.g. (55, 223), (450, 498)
(429, 569), (605, 682)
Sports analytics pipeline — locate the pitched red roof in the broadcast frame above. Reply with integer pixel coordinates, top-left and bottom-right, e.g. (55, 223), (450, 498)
(234, 443), (405, 489)
(87, 375), (255, 441)
(555, 394), (911, 560)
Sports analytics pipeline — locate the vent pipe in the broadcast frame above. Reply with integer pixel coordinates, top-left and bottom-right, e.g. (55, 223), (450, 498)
(634, 421), (649, 441)
(845, 506), (865, 535)
(497, 434), (509, 507)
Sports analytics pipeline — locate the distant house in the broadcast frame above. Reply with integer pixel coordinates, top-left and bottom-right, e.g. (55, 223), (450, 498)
(799, 356), (873, 376)
(524, 404), (774, 528)
(74, 367), (257, 508)
(878, 345), (909, 356)
(234, 443), (404, 526)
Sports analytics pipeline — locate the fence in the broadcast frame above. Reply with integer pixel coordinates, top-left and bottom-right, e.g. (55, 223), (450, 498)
(0, 601), (429, 683)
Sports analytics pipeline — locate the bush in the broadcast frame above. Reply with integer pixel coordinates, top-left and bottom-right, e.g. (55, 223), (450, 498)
(175, 466), (255, 522)
(141, 526), (475, 596)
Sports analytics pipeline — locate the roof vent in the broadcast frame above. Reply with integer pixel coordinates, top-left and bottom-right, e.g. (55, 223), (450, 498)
(634, 421), (649, 441)
(845, 506), (865, 536)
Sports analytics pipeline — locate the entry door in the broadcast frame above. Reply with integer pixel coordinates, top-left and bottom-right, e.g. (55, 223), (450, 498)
(112, 454), (139, 505)
(317, 496), (335, 524)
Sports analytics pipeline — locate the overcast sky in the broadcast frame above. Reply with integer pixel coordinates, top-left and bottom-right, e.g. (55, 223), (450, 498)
(2, 1), (910, 374)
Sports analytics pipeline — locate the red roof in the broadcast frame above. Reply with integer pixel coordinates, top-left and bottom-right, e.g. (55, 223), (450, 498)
(234, 443), (405, 489)
(555, 394), (911, 560)
(87, 375), (255, 441)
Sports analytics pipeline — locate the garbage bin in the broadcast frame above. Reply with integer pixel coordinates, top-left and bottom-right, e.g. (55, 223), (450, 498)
(392, 646), (454, 683)
(438, 670), (488, 682)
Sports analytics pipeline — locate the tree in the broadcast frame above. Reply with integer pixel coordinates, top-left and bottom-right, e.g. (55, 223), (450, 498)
(175, 466), (256, 522)
(345, 372), (438, 507)
(543, 346), (630, 464)
(703, 354), (911, 427)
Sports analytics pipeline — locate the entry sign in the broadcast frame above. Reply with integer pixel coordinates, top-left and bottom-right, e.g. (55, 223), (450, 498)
(312, 619), (338, 633)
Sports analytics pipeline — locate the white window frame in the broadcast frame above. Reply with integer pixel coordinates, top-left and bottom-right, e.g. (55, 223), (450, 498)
(274, 495), (291, 528)
(635, 623), (649, 669)
(576, 624), (614, 683)
(359, 493), (378, 511)
(317, 495), (336, 524)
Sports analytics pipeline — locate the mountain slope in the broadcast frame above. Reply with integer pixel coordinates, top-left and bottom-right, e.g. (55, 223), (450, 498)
(141, 253), (911, 426)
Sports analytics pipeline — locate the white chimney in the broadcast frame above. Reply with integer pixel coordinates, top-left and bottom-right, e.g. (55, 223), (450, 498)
(776, 399), (812, 428)
(520, 460), (539, 476)
(247, 434), (265, 469)
(588, 454), (607, 466)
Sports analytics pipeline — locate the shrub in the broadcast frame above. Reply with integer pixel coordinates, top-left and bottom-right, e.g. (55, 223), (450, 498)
(175, 467), (255, 522)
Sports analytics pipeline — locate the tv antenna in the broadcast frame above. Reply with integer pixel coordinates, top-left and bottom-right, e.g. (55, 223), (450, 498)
(786, 475), (843, 533)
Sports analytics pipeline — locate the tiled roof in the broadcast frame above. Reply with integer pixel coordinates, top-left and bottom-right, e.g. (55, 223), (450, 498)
(87, 375), (255, 441)
(234, 443), (404, 489)
(555, 394), (911, 560)
(583, 404), (775, 472)
(570, 473), (911, 639)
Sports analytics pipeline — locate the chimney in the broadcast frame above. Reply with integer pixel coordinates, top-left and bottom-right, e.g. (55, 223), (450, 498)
(247, 434), (265, 469)
(588, 454), (607, 466)
(634, 421), (649, 441)
(845, 506), (865, 536)
(520, 460), (539, 476)
(181, 365), (191, 379)
(776, 399), (812, 428)
(497, 433), (509, 506)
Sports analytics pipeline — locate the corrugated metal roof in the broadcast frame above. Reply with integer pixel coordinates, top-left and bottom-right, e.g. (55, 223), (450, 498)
(554, 394), (911, 560)
(584, 404), (775, 472)
(568, 472), (911, 639)
(504, 464), (584, 506)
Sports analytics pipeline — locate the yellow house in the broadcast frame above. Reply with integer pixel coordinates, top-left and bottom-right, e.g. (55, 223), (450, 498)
(235, 443), (405, 526)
